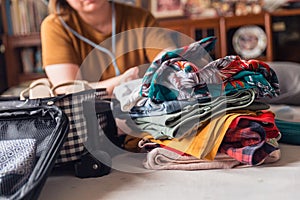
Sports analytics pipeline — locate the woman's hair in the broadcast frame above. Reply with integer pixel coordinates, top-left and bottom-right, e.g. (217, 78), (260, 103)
(48, 0), (73, 15)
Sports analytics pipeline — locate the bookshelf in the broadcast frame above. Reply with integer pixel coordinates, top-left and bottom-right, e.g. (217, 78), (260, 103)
(0, 0), (47, 88)
(1, 0), (146, 88)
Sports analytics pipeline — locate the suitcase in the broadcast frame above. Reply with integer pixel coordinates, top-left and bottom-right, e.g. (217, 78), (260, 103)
(16, 79), (122, 171)
(68, 99), (116, 178)
(0, 104), (69, 200)
(0, 95), (119, 179)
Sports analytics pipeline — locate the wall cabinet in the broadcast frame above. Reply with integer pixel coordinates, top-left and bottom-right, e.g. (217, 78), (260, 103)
(159, 9), (300, 63)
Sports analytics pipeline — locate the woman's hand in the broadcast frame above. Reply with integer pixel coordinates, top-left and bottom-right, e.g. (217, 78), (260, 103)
(45, 63), (140, 96)
(120, 67), (139, 84)
(92, 67), (140, 96)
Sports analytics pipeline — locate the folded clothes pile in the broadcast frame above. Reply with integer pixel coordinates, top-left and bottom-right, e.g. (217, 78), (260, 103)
(114, 36), (282, 170)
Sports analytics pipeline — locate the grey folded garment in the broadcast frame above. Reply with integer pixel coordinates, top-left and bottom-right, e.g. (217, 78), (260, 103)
(143, 147), (240, 170)
(134, 89), (255, 139)
(130, 98), (210, 118)
(0, 139), (36, 196)
(262, 61), (300, 105)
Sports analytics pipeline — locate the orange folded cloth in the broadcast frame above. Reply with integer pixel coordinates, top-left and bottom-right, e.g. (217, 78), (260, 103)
(141, 111), (257, 160)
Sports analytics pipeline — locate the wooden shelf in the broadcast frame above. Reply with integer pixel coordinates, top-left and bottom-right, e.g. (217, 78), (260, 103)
(18, 73), (46, 83)
(6, 32), (41, 48)
(271, 8), (300, 16)
(221, 13), (266, 28)
(2, 32), (42, 87)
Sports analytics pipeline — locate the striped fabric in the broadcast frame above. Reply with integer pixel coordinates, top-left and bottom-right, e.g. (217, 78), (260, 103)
(54, 89), (108, 163)
(219, 112), (281, 166)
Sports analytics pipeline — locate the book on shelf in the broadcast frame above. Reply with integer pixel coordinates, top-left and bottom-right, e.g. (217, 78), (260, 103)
(11, 0), (21, 35)
(27, 0), (36, 33)
(20, 47), (44, 74)
(4, 0), (13, 35)
(34, 47), (43, 73)
(34, 0), (48, 32)
(18, 0), (30, 34)
(4, 0), (48, 35)
(20, 47), (35, 73)
(20, 47), (43, 74)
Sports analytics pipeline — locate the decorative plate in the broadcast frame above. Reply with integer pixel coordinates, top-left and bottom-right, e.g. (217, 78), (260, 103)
(232, 25), (267, 59)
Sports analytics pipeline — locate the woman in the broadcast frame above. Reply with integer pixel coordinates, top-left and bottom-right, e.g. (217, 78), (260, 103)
(41, 0), (175, 95)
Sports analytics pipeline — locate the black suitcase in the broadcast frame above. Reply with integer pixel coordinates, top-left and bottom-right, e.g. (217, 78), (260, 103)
(0, 95), (119, 182)
(0, 104), (69, 200)
(64, 99), (117, 178)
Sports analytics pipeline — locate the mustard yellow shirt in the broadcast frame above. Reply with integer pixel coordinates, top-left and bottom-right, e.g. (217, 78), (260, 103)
(41, 3), (174, 81)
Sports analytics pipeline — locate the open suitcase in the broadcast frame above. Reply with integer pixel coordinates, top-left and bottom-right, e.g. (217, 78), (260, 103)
(0, 104), (69, 200)
(0, 93), (119, 200)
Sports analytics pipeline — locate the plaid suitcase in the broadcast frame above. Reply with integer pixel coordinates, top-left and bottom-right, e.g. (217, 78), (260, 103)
(0, 93), (118, 179)
(0, 104), (69, 200)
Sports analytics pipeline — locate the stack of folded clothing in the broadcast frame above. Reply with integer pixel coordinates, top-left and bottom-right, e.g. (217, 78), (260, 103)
(114, 36), (282, 170)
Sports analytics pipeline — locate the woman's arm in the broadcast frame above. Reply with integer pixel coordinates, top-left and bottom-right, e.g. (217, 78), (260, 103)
(45, 63), (139, 96)
(45, 64), (82, 85)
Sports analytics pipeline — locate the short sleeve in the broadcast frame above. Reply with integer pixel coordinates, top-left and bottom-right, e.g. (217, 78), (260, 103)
(41, 15), (81, 67)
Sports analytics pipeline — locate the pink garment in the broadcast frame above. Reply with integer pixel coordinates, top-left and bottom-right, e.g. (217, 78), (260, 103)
(143, 147), (240, 170)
